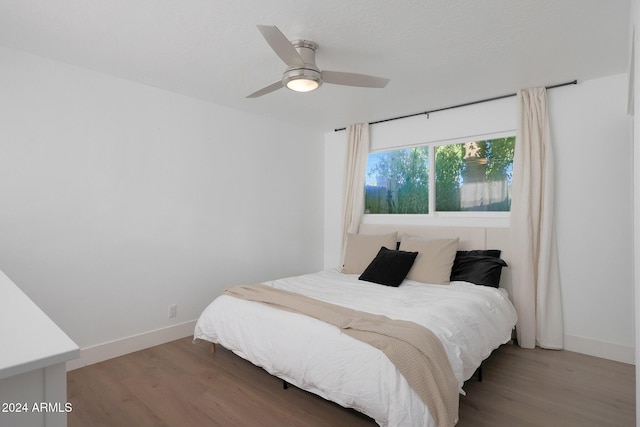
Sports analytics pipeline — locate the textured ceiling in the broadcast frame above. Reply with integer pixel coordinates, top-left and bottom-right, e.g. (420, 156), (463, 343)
(0, 0), (631, 132)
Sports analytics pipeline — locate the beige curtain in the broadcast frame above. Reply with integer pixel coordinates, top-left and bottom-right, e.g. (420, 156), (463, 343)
(510, 87), (564, 349)
(340, 123), (370, 265)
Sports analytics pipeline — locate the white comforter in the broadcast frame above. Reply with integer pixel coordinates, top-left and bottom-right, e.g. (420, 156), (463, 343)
(194, 269), (517, 427)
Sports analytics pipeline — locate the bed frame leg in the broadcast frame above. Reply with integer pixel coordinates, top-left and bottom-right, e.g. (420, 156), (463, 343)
(282, 380), (289, 390)
(210, 343), (216, 353)
(477, 364), (483, 382)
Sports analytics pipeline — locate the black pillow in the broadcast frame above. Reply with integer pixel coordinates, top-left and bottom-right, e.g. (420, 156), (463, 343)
(455, 249), (502, 259)
(359, 246), (418, 287)
(450, 255), (508, 288)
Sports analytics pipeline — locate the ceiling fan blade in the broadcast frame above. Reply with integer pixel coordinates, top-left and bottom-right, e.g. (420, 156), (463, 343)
(322, 70), (390, 88)
(246, 81), (283, 98)
(257, 25), (305, 67)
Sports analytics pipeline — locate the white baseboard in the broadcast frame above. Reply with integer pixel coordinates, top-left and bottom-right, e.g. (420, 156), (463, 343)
(65, 320), (197, 371)
(564, 334), (634, 364)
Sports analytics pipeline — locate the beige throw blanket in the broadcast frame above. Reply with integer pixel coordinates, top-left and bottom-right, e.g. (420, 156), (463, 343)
(224, 284), (459, 427)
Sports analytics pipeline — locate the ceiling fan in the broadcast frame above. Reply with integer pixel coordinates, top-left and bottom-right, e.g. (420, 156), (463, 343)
(247, 25), (390, 98)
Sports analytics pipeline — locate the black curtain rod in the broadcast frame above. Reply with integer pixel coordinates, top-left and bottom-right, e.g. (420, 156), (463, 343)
(333, 79), (577, 132)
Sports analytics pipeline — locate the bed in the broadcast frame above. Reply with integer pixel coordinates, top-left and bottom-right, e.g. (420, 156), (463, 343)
(194, 225), (518, 427)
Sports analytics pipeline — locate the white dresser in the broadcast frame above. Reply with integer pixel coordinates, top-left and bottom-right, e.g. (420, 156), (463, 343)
(0, 269), (79, 427)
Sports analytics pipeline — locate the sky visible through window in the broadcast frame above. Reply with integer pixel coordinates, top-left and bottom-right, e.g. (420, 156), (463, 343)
(365, 152), (384, 186)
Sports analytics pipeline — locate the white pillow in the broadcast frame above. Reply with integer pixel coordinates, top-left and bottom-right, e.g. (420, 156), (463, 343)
(342, 232), (398, 274)
(399, 236), (459, 284)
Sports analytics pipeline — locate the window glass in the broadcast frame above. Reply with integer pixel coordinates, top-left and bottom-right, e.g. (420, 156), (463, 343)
(365, 147), (429, 214)
(436, 137), (515, 212)
(364, 136), (515, 214)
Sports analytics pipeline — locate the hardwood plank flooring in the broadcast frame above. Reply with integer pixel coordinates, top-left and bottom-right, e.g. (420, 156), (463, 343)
(459, 344), (634, 426)
(67, 337), (635, 426)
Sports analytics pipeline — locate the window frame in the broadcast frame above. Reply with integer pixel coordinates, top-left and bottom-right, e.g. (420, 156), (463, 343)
(363, 130), (515, 227)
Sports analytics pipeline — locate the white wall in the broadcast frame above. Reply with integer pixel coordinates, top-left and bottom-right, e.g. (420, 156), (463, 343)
(550, 74), (633, 362)
(324, 74), (634, 363)
(0, 47), (324, 359)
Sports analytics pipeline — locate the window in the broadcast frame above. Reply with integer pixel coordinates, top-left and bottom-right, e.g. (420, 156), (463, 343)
(364, 136), (515, 215)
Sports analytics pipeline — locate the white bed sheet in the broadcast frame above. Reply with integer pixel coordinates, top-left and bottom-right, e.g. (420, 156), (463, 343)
(194, 269), (517, 427)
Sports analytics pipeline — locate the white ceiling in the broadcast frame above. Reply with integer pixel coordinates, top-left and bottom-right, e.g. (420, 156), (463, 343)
(0, 0), (631, 133)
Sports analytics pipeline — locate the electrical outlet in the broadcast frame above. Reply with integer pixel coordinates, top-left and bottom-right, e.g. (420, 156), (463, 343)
(168, 304), (177, 318)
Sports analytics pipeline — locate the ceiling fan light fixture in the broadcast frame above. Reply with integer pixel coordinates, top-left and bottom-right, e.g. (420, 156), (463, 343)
(286, 77), (319, 92)
(283, 68), (322, 93)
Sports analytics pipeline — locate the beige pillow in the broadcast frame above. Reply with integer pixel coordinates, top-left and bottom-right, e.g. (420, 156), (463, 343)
(342, 232), (398, 274)
(399, 236), (459, 284)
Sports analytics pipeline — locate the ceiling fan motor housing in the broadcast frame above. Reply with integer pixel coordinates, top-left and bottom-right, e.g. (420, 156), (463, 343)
(282, 40), (323, 92)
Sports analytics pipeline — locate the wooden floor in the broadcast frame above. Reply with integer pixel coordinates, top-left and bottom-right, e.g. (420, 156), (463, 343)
(67, 337), (635, 427)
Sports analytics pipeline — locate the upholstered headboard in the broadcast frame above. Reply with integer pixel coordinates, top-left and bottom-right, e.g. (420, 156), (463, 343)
(357, 224), (513, 295)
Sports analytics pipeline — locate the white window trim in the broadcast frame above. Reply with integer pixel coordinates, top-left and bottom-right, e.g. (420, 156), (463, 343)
(368, 130), (516, 153)
(361, 213), (510, 228)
